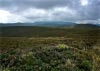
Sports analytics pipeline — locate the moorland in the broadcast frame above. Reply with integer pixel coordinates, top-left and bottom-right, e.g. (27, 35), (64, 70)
(0, 24), (100, 71)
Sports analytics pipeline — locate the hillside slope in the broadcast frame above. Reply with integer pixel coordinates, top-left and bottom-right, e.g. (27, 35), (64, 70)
(0, 25), (100, 38)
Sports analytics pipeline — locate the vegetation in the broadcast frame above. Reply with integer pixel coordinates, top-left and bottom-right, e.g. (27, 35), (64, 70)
(0, 26), (100, 71)
(1, 26), (100, 37)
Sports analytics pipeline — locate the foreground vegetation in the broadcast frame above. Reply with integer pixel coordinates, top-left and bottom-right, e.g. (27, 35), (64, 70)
(0, 26), (100, 71)
(0, 37), (100, 71)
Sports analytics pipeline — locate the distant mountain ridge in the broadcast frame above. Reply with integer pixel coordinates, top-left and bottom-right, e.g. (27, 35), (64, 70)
(0, 21), (75, 27)
(0, 21), (100, 28)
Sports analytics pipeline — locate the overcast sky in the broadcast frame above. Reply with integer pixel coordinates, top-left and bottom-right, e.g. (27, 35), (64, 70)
(0, 0), (100, 23)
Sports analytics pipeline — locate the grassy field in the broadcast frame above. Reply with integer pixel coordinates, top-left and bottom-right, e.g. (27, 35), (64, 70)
(0, 26), (100, 71)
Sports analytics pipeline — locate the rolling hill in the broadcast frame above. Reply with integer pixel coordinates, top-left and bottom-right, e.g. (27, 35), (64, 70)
(74, 24), (100, 29)
(0, 24), (100, 37)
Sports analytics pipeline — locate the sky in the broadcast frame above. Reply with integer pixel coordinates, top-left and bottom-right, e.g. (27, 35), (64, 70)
(0, 0), (100, 24)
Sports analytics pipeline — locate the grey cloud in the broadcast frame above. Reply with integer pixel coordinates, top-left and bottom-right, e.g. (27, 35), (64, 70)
(0, 0), (80, 11)
(0, 0), (100, 23)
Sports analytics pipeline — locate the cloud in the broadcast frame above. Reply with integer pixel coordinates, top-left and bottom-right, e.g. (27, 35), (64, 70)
(0, 0), (100, 23)
(21, 7), (79, 21)
(0, 7), (79, 22)
(0, 0), (79, 10)
(76, 19), (100, 24)
(0, 9), (27, 23)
